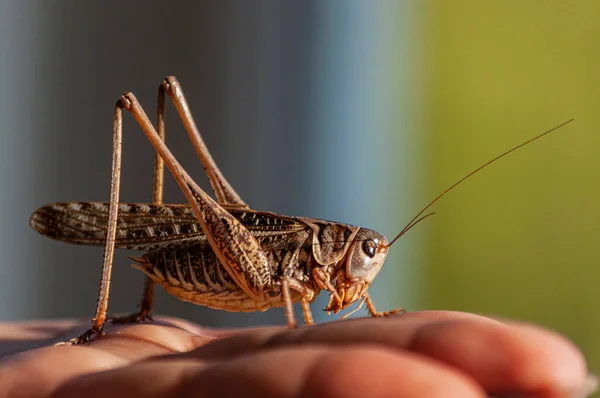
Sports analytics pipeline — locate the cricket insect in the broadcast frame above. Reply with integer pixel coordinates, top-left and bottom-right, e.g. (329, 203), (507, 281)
(29, 76), (574, 344)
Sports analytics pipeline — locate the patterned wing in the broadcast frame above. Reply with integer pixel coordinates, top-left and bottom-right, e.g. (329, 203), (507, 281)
(30, 202), (204, 251)
(30, 202), (310, 252)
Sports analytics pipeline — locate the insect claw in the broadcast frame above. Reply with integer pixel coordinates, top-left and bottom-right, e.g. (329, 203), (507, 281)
(54, 328), (104, 346)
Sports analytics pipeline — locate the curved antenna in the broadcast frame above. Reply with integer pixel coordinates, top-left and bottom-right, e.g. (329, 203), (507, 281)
(386, 212), (436, 247)
(387, 119), (574, 247)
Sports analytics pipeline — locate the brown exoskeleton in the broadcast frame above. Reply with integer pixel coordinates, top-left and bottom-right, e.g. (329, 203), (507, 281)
(29, 76), (573, 344)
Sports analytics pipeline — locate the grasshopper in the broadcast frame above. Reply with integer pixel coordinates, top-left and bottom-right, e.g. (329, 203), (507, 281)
(29, 76), (573, 344)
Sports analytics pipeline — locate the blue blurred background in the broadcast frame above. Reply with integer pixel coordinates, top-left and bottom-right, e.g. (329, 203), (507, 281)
(1, 0), (599, 382)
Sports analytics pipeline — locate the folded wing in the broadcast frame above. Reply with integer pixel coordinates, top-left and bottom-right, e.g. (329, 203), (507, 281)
(30, 202), (205, 251)
(30, 202), (309, 252)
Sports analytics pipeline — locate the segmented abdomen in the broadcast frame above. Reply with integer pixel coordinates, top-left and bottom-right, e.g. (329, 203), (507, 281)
(134, 243), (239, 295)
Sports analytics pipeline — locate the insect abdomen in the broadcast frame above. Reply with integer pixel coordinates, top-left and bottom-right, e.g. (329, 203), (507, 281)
(133, 243), (238, 293)
(131, 243), (280, 312)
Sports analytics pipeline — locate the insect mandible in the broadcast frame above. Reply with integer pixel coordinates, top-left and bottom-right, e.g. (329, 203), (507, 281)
(29, 76), (574, 344)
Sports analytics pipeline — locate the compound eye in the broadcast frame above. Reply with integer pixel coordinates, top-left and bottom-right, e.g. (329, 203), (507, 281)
(362, 240), (377, 258)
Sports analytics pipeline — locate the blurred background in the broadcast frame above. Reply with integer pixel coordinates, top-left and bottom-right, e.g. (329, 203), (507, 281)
(1, 0), (599, 382)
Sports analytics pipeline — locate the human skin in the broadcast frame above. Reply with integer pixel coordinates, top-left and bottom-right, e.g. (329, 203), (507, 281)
(0, 311), (594, 398)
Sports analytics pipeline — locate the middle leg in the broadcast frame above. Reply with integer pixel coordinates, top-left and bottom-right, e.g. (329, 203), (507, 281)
(365, 292), (405, 317)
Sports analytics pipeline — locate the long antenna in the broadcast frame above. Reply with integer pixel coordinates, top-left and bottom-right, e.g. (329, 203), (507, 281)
(387, 119), (575, 247)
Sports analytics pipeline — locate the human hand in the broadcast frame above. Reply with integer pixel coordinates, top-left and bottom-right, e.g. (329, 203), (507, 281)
(0, 311), (595, 398)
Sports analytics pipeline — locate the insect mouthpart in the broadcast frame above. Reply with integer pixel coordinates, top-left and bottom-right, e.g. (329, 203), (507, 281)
(324, 274), (368, 315)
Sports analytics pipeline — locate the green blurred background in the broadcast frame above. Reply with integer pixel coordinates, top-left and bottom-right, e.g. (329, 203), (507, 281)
(419, 0), (600, 382)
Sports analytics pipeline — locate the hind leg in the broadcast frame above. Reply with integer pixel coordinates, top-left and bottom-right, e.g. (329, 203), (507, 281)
(110, 83), (168, 325)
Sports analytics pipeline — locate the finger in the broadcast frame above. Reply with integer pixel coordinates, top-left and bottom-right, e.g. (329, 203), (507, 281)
(0, 344), (130, 398)
(410, 320), (589, 397)
(52, 346), (484, 398)
(177, 311), (589, 396)
(182, 311), (498, 359)
(0, 319), (215, 398)
(0, 316), (278, 397)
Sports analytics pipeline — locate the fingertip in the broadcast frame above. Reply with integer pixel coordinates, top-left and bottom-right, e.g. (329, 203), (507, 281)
(509, 323), (589, 396)
(409, 319), (589, 396)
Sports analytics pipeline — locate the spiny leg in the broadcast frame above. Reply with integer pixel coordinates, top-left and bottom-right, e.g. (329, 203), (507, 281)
(365, 292), (405, 318)
(120, 90), (271, 304)
(111, 84), (167, 325)
(128, 77), (251, 317)
(66, 79), (264, 344)
(111, 76), (247, 325)
(64, 102), (124, 344)
(162, 76), (246, 207)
